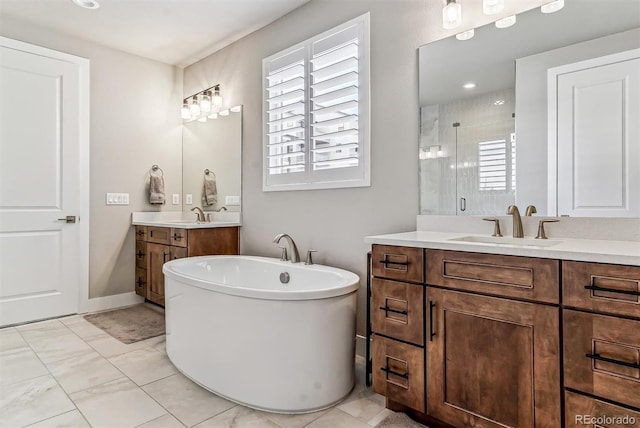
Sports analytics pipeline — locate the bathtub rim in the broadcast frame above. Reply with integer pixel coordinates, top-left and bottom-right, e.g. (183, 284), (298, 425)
(163, 255), (360, 301)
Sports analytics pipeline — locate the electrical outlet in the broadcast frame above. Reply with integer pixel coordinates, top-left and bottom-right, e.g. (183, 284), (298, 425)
(185, 194), (193, 205)
(225, 195), (240, 206)
(172, 194), (180, 205)
(106, 193), (129, 205)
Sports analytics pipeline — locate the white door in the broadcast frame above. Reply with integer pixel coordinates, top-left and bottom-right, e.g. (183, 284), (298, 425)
(552, 50), (640, 217)
(0, 37), (89, 326)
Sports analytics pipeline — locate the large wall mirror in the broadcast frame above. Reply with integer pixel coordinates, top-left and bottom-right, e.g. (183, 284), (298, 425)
(182, 106), (242, 213)
(419, 0), (639, 217)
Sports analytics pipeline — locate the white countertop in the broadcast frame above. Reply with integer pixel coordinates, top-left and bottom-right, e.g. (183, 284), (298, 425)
(364, 231), (640, 266)
(131, 211), (241, 229)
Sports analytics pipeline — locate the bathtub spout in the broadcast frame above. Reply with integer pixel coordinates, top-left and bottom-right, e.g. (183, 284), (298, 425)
(272, 233), (301, 263)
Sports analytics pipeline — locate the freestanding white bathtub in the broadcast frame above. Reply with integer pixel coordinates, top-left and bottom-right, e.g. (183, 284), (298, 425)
(162, 255), (360, 414)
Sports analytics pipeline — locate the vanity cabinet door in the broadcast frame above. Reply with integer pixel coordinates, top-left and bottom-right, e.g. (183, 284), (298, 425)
(427, 287), (560, 428)
(170, 246), (187, 261)
(134, 267), (146, 298)
(135, 241), (147, 269)
(146, 243), (169, 306)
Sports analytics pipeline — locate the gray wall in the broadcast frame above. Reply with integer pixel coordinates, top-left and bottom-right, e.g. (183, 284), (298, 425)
(183, 0), (549, 343)
(0, 15), (183, 298)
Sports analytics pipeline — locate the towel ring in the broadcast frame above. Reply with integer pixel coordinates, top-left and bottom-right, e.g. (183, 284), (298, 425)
(204, 169), (216, 177)
(150, 165), (164, 176)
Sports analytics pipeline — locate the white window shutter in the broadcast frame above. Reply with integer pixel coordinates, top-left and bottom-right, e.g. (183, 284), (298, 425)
(263, 13), (370, 191)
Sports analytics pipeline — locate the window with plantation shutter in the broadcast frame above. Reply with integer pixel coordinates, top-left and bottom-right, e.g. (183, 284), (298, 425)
(263, 13), (370, 191)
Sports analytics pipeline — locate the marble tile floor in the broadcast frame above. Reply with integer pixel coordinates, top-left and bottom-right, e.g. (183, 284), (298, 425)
(0, 315), (416, 428)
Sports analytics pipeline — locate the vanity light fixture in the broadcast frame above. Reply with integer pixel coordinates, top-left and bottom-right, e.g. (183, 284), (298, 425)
(456, 29), (475, 41)
(495, 14), (516, 28)
(219, 109), (230, 116)
(230, 105), (242, 113)
(442, 0), (462, 30)
(71, 0), (100, 9)
(541, 0), (564, 14)
(181, 84), (223, 122)
(482, 0), (504, 15)
(197, 117), (207, 123)
(212, 85), (223, 107)
(463, 82), (476, 89)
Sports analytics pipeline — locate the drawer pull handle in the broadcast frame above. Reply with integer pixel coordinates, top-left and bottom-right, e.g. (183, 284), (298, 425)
(429, 300), (436, 341)
(136, 250), (145, 259)
(136, 230), (145, 236)
(172, 234), (182, 241)
(380, 366), (409, 379)
(379, 306), (408, 316)
(136, 278), (145, 286)
(584, 285), (640, 297)
(379, 256), (409, 267)
(585, 353), (640, 369)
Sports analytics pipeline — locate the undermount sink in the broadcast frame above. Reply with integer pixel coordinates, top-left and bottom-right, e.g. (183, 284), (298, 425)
(448, 235), (562, 247)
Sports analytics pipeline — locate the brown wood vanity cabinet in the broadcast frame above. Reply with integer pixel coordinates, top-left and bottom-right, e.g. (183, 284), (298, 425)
(134, 225), (239, 306)
(562, 261), (640, 425)
(426, 250), (561, 428)
(370, 246), (562, 427)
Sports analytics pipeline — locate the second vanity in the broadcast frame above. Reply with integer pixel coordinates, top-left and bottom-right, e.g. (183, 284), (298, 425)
(132, 212), (241, 306)
(365, 226), (640, 428)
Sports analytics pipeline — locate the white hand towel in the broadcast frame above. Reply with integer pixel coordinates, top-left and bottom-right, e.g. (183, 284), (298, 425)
(202, 173), (217, 206)
(149, 175), (165, 204)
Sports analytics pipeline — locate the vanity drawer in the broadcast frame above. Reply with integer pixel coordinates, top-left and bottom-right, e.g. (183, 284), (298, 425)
(372, 278), (424, 346)
(135, 226), (147, 241)
(170, 246), (187, 260)
(146, 226), (172, 245)
(563, 261), (640, 319)
(565, 391), (640, 428)
(564, 309), (640, 409)
(135, 241), (147, 269)
(170, 228), (188, 248)
(426, 250), (560, 304)
(372, 245), (424, 284)
(372, 335), (425, 413)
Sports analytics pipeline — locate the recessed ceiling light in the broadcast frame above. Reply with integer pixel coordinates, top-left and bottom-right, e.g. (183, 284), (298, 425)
(456, 29), (475, 41)
(541, 0), (564, 14)
(71, 0), (100, 10)
(463, 82), (476, 89)
(495, 15), (516, 28)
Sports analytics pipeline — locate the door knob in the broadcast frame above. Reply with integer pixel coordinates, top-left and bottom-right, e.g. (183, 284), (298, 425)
(57, 216), (77, 223)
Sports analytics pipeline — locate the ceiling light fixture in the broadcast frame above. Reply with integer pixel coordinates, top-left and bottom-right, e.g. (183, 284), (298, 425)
(442, 0), (462, 30)
(456, 29), (475, 41)
(541, 0), (564, 14)
(71, 0), (100, 9)
(463, 82), (476, 89)
(181, 84), (224, 122)
(495, 15), (516, 28)
(482, 0), (504, 15)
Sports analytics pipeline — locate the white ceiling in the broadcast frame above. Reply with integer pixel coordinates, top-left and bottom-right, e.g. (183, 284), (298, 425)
(0, 0), (311, 67)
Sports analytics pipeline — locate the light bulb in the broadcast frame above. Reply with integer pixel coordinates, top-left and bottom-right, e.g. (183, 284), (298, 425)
(181, 101), (191, 120)
(541, 0), (564, 13)
(200, 91), (212, 113)
(197, 117), (207, 123)
(219, 109), (230, 116)
(483, 0), (504, 15)
(189, 96), (201, 116)
(442, 0), (462, 30)
(208, 112), (218, 120)
(230, 105), (242, 113)
(213, 85), (223, 107)
(456, 29), (474, 41)
(495, 15), (516, 28)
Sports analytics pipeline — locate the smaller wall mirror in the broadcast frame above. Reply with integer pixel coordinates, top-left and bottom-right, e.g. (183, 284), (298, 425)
(182, 106), (242, 212)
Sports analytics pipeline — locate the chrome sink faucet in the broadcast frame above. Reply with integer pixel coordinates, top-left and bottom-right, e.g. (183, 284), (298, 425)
(273, 233), (300, 263)
(190, 206), (205, 222)
(507, 205), (524, 238)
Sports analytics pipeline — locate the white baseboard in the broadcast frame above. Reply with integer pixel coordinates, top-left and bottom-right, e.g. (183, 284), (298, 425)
(80, 292), (144, 314)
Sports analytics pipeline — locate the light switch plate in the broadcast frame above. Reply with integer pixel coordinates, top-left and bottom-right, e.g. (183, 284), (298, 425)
(106, 193), (129, 205)
(172, 194), (180, 205)
(185, 194), (193, 205)
(225, 195), (240, 206)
